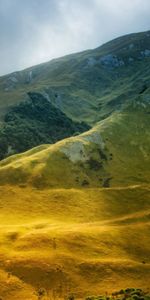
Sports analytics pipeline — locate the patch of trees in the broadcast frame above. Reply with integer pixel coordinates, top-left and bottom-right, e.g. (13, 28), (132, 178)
(0, 92), (90, 160)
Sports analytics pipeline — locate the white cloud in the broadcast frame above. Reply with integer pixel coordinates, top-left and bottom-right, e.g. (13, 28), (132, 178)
(0, 0), (149, 75)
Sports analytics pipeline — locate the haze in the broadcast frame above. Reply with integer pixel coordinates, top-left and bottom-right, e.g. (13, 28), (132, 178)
(0, 0), (150, 75)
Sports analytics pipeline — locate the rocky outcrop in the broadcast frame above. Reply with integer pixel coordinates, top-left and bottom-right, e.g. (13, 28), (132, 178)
(100, 54), (125, 68)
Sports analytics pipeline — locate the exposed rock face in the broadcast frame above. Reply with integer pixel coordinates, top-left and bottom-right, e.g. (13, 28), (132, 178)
(61, 139), (88, 162)
(4, 73), (19, 91)
(9, 76), (18, 83)
(129, 43), (134, 50)
(60, 129), (105, 163)
(100, 54), (125, 68)
(26, 71), (33, 83)
(86, 54), (125, 69)
(82, 129), (105, 148)
(87, 57), (97, 67)
(141, 49), (150, 57)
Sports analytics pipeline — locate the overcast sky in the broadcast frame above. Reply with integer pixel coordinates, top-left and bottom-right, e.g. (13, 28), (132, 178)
(0, 0), (150, 76)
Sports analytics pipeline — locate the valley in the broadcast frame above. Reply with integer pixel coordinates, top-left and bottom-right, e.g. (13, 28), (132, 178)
(0, 30), (149, 299)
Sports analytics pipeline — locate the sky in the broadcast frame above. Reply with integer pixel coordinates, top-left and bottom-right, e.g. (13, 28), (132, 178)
(0, 0), (150, 76)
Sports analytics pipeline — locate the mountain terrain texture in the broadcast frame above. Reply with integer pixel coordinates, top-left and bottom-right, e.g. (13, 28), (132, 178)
(0, 30), (149, 300)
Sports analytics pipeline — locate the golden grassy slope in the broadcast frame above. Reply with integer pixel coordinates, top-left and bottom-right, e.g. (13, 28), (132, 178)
(0, 102), (149, 299)
(0, 185), (150, 299)
(0, 103), (149, 189)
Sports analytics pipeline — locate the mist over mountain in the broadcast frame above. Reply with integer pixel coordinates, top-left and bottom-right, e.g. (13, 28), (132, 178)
(0, 0), (150, 75)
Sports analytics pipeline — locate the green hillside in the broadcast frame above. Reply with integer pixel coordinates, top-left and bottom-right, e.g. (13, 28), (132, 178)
(0, 96), (149, 188)
(0, 31), (150, 299)
(0, 31), (149, 160)
(0, 30), (150, 125)
(0, 92), (89, 159)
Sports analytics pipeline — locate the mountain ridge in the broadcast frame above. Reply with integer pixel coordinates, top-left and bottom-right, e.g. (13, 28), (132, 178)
(0, 31), (150, 299)
(0, 97), (149, 188)
(0, 30), (149, 160)
(0, 30), (150, 121)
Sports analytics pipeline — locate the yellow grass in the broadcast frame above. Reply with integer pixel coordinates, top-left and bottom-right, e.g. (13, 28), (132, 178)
(0, 105), (149, 299)
(0, 185), (150, 299)
(0, 107), (149, 190)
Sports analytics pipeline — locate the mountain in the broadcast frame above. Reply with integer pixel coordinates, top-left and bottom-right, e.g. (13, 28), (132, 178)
(0, 31), (150, 299)
(0, 98), (149, 188)
(0, 30), (150, 159)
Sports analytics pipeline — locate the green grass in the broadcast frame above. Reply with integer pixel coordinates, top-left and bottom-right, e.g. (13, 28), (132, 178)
(0, 30), (149, 162)
(0, 30), (149, 299)
(0, 99), (149, 188)
(0, 30), (149, 125)
(0, 91), (89, 159)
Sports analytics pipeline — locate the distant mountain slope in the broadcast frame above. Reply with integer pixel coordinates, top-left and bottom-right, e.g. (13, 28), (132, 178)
(0, 31), (150, 300)
(0, 30), (149, 160)
(0, 97), (149, 188)
(0, 30), (149, 125)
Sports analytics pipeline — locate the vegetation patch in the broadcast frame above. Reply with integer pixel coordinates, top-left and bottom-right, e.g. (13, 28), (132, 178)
(0, 92), (90, 160)
(85, 289), (150, 300)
